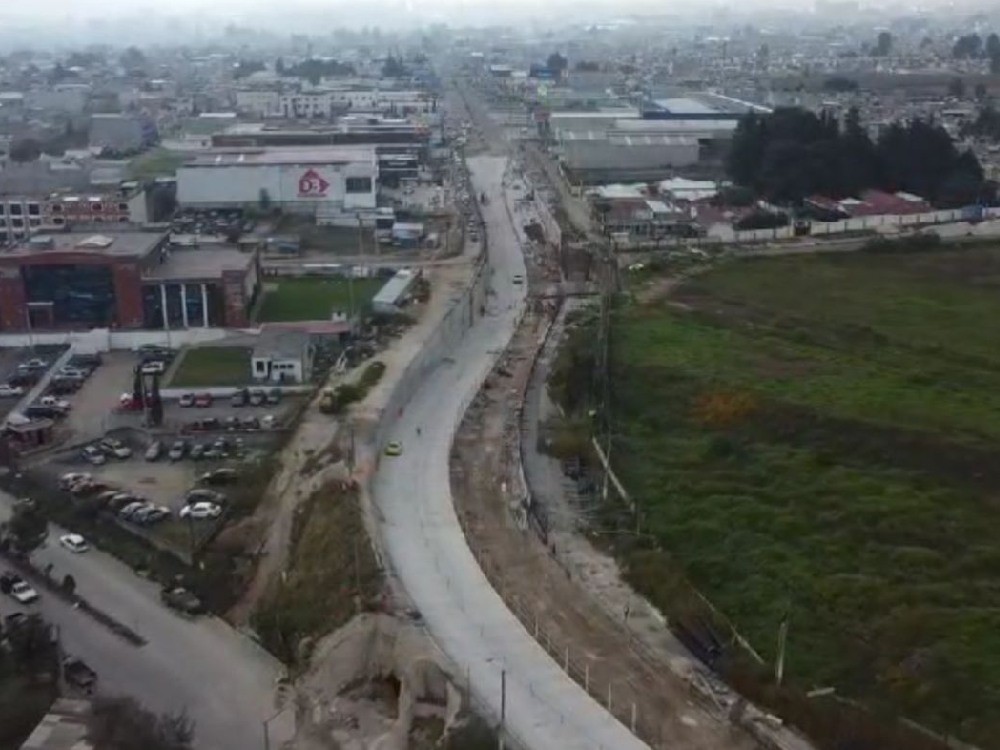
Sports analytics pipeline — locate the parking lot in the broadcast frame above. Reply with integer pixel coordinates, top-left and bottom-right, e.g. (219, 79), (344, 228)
(0, 345), (69, 421)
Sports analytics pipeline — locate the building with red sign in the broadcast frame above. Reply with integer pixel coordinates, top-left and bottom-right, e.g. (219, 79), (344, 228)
(176, 147), (378, 220)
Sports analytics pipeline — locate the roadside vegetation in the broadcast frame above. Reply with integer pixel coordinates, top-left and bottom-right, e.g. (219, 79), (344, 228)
(252, 481), (382, 666)
(552, 245), (1000, 747)
(256, 277), (383, 323)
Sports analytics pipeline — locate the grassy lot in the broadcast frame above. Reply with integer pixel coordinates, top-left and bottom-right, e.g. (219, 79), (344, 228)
(252, 483), (382, 665)
(169, 347), (252, 387)
(273, 215), (375, 253)
(562, 247), (1000, 746)
(256, 278), (382, 322)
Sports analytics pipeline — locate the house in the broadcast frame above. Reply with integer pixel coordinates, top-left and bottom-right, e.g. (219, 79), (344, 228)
(251, 330), (314, 384)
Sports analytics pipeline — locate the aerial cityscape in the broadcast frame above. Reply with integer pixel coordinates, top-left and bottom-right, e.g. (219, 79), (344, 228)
(1, 3), (999, 750)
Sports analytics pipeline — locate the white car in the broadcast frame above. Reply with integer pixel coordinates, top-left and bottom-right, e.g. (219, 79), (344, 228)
(140, 361), (166, 375)
(4, 577), (40, 604)
(38, 396), (70, 411)
(179, 502), (222, 520)
(59, 534), (90, 553)
(99, 438), (132, 459)
(0, 384), (24, 398)
(81, 446), (107, 466)
(60, 472), (92, 490)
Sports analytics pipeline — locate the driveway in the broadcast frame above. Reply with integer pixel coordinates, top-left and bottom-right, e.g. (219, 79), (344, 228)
(371, 155), (645, 750)
(0, 490), (294, 750)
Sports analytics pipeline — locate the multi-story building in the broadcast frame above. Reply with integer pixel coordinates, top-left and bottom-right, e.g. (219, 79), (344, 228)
(0, 183), (148, 244)
(0, 232), (258, 333)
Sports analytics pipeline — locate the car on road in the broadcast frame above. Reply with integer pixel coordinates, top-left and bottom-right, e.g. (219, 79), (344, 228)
(160, 586), (204, 616)
(0, 384), (24, 398)
(57, 367), (89, 380)
(63, 657), (97, 693)
(145, 441), (162, 461)
(248, 389), (266, 406)
(59, 534), (90, 553)
(81, 445), (107, 466)
(0, 572), (39, 604)
(179, 502), (222, 520)
(140, 361), (166, 375)
(168, 440), (187, 461)
(99, 437), (132, 459)
(194, 392), (213, 408)
(230, 389), (247, 407)
(384, 440), (403, 456)
(178, 393), (195, 408)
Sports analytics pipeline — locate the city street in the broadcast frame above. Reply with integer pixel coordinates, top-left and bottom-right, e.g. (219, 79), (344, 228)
(0, 490), (294, 750)
(371, 155), (646, 750)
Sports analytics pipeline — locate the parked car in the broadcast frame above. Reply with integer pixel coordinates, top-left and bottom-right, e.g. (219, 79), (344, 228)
(198, 468), (238, 486)
(60, 472), (92, 491)
(69, 353), (102, 368)
(266, 388), (282, 404)
(240, 416), (260, 430)
(145, 441), (163, 461)
(0, 384), (24, 398)
(384, 440), (403, 456)
(99, 438), (132, 459)
(190, 443), (206, 461)
(193, 392), (213, 408)
(261, 414), (277, 430)
(57, 367), (89, 379)
(224, 416), (241, 431)
(59, 534), (90, 553)
(178, 393), (195, 408)
(81, 445), (107, 466)
(186, 488), (225, 505)
(230, 389), (248, 407)
(140, 361), (166, 375)
(17, 358), (48, 372)
(179, 502), (222, 520)
(37, 395), (70, 411)
(248, 389), (266, 406)
(63, 657), (97, 693)
(168, 440), (187, 461)
(119, 502), (148, 521)
(0, 572), (39, 604)
(47, 379), (82, 395)
(160, 587), (204, 615)
(25, 405), (66, 420)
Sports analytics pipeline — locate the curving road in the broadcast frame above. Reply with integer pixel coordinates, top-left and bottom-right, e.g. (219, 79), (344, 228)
(372, 155), (646, 750)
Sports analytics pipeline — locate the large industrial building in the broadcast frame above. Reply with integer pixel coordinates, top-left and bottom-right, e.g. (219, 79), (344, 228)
(548, 94), (768, 183)
(0, 232), (258, 333)
(176, 147), (378, 217)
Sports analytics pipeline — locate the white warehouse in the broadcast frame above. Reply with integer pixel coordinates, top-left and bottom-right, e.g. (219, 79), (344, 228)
(176, 147), (378, 216)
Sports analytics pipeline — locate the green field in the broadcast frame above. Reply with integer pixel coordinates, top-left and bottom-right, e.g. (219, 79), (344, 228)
(565, 247), (1000, 746)
(169, 346), (251, 387)
(256, 278), (382, 322)
(127, 147), (187, 180)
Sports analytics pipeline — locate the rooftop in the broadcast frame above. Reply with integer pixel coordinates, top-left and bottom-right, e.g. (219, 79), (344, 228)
(185, 147), (375, 168)
(653, 97), (719, 115)
(252, 329), (312, 360)
(1, 232), (165, 260)
(143, 247), (254, 282)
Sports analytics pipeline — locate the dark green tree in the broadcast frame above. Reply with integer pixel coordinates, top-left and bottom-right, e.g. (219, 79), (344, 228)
(948, 77), (966, 99)
(953, 34), (983, 59)
(88, 696), (194, 750)
(8, 138), (41, 163)
(4, 502), (48, 555)
(987, 33), (1000, 59)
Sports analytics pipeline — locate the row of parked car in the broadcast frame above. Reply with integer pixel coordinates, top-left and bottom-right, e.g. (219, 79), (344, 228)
(80, 437), (133, 466)
(177, 387), (283, 408)
(60, 469), (236, 525)
(184, 415), (276, 433)
(163, 436), (245, 462)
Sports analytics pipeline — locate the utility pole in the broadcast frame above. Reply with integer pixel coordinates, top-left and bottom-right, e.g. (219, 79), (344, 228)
(775, 612), (789, 686)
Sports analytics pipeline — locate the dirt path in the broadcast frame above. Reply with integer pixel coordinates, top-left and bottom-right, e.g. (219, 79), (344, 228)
(450, 305), (756, 750)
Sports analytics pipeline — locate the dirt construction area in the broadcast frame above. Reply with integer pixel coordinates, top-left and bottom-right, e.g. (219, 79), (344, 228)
(449, 304), (757, 750)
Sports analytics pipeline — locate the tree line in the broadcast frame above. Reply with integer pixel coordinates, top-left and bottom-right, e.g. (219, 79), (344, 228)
(727, 107), (988, 207)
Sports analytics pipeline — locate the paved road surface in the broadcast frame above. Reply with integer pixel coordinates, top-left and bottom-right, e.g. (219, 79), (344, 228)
(372, 155), (646, 750)
(0, 490), (294, 750)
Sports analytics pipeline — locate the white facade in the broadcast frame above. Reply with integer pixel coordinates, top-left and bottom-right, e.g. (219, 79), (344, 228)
(234, 88), (435, 119)
(235, 90), (280, 117)
(176, 148), (378, 214)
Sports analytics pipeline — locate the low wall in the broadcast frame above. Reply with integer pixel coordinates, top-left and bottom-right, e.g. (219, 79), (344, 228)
(0, 327), (231, 352)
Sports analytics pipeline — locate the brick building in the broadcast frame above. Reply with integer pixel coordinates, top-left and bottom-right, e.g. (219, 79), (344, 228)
(0, 232), (258, 333)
